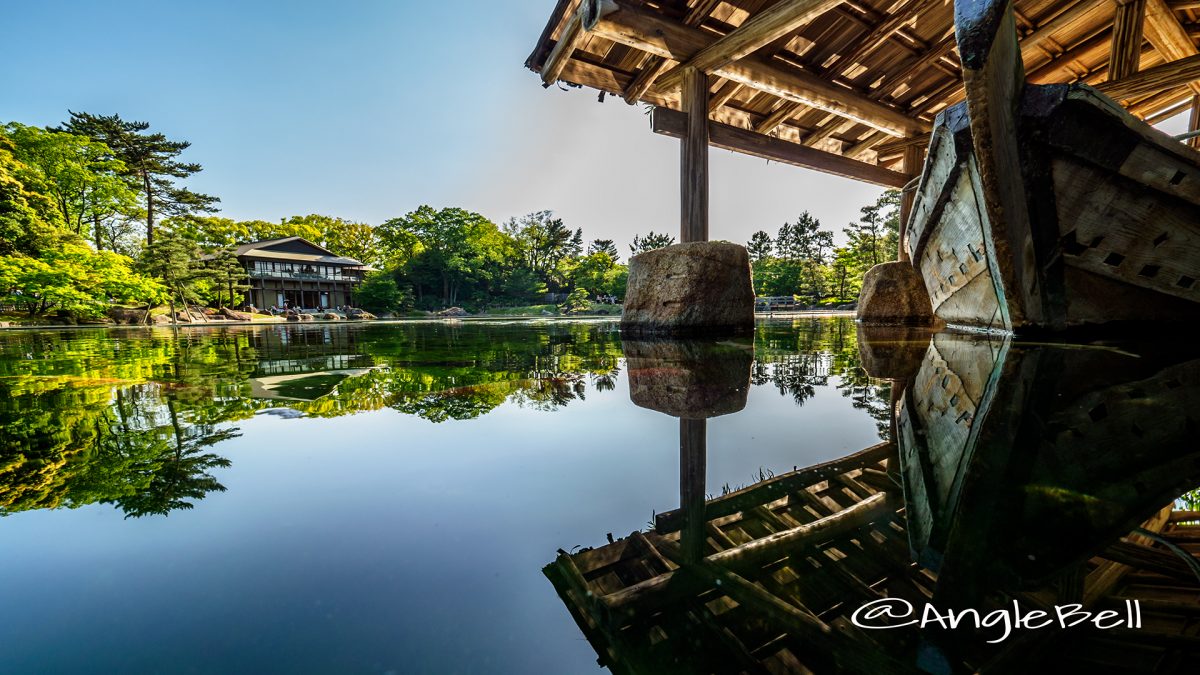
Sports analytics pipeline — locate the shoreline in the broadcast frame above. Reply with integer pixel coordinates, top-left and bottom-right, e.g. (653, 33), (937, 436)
(0, 309), (856, 331)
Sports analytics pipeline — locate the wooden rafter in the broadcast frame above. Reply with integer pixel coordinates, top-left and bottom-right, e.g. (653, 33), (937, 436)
(656, 0), (844, 91)
(588, 1), (926, 137)
(1143, 0), (1200, 94)
(652, 107), (911, 188)
(621, 0), (720, 103)
(1097, 52), (1200, 100)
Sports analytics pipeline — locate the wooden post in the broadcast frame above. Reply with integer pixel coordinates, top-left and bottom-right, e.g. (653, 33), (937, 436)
(681, 67), (710, 243)
(1189, 94), (1200, 149)
(679, 418), (707, 564)
(1109, 0), (1147, 81)
(898, 144), (923, 263)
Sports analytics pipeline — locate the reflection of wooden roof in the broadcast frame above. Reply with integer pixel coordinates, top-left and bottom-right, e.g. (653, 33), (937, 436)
(527, 0), (1200, 186)
(546, 440), (1200, 673)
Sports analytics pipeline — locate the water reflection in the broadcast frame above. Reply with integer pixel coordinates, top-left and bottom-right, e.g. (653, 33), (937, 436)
(547, 329), (1200, 674)
(0, 319), (885, 518)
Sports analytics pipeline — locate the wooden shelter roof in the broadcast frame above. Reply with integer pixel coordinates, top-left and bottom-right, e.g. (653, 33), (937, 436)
(526, 0), (1200, 186)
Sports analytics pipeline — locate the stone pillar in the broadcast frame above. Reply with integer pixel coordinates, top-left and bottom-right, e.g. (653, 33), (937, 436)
(621, 241), (755, 336)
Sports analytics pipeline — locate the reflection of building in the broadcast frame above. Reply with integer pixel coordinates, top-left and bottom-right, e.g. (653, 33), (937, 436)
(234, 237), (368, 310)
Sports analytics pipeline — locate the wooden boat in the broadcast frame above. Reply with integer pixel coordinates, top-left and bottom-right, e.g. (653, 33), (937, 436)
(907, 0), (1200, 333)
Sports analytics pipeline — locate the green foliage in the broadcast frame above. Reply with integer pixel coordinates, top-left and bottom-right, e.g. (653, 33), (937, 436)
(381, 205), (509, 308)
(629, 231), (675, 256)
(588, 238), (620, 262)
(747, 230), (773, 262)
(3, 122), (140, 247)
(57, 111), (219, 245)
(0, 243), (165, 317)
(354, 271), (413, 314)
(748, 192), (900, 304)
(560, 287), (591, 314)
(139, 230), (211, 313)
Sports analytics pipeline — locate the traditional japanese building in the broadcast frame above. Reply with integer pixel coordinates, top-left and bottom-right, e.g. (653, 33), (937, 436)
(233, 237), (368, 311)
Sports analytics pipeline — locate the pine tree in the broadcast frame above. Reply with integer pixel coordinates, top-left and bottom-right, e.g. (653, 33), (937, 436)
(57, 112), (219, 246)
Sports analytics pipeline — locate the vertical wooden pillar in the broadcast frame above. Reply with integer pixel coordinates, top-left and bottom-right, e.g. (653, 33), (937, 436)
(681, 67), (710, 243)
(1109, 0), (1146, 82)
(679, 417), (707, 564)
(1189, 94), (1200, 149)
(897, 144), (923, 263)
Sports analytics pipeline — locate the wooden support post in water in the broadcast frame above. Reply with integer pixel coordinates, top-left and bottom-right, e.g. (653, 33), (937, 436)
(679, 418), (707, 564)
(681, 67), (710, 243)
(898, 144), (923, 263)
(1109, 0), (1147, 82)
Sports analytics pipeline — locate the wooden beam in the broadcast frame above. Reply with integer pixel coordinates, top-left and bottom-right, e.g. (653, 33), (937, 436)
(755, 100), (807, 134)
(1189, 93), (1200, 148)
(1097, 52), (1200, 99)
(589, 2), (927, 137)
(831, 0), (936, 77)
(525, 0), (585, 71)
(679, 418), (706, 562)
(1143, 0), (1200, 94)
(708, 79), (743, 112)
(681, 68), (710, 243)
(1020, 0), (1108, 56)
(898, 144), (923, 263)
(657, 0), (843, 91)
(621, 0), (720, 103)
(653, 107), (910, 189)
(541, 8), (587, 85)
(1109, 0), (1148, 81)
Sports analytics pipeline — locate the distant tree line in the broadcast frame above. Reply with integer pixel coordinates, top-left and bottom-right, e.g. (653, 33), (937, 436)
(747, 191), (899, 305)
(2, 109), (899, 319)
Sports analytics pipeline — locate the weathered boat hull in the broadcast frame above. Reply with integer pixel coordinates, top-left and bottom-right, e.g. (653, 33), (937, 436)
(908, 85), (1200, 333)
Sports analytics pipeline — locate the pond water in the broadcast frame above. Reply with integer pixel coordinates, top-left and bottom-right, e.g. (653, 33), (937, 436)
(0, 318), (892, 674)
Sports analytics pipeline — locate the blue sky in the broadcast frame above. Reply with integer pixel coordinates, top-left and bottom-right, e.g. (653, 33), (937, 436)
(8, 1), (1184, 252)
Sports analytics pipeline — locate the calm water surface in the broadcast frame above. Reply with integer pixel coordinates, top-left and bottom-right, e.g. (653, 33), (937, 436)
(0, 318), (889, 674)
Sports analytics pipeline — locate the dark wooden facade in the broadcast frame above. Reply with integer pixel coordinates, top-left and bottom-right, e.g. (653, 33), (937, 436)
(233, 237), (367, 311)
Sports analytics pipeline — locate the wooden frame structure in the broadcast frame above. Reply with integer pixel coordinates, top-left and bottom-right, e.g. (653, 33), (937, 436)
(528, 0), (1200, 239)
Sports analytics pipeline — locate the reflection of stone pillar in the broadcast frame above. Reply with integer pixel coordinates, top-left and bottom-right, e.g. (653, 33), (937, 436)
(624, 339), (753, 418)
(624, 338), (753, 563)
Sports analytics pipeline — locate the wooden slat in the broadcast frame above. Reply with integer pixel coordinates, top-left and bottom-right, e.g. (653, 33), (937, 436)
(657, 0), (844, 90)
(654, 441), (895, 532)
(831, 0), (936, 78)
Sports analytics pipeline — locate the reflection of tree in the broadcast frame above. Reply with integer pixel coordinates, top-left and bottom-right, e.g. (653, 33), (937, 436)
(751, 317), (892, 439)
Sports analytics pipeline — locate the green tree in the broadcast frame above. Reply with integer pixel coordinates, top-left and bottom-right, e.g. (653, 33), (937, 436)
(206, 248), (250, 308)
(57, 112), (219, 246)
(503, 211), (582, 291)
(629, 231), (675, 255)
(588, 238), (620, 262)
(3, 123), (141, 250)
(139, 230), (209, 317)
(354, 271), (413, 314)
(843, 190), (900, 272)
(382, 206), (507, 307)
(747, 230), (773, 262)
(0, 243), (165, 317)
